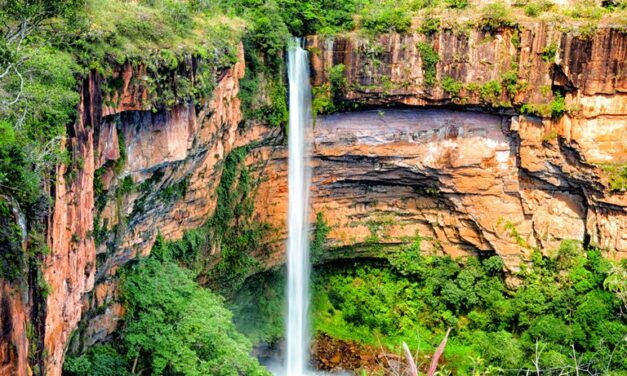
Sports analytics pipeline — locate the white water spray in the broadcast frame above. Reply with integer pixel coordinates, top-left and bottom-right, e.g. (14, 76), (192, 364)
(285, 38), (313, 376)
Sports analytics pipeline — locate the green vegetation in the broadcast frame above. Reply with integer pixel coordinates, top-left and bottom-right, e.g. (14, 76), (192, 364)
(312, 64), (347, 117)
(360, 5), (413, 34)
(149, 147), (270, 292)
(418, 16), (441, 35)
(311, 212), (332, 262)
(441, 76), (464, 98)
(477, 2), (514, 30)
(542, 42), (559, 62)
(445, 0), (469, 9)
(229, 269), (286, 344)
(521, 92), (567, 118)
(0, 198), (25, 281)
(566, 1), (608, 19)
(524, 0), (554, 17)
(501, 66), (526, 99)
(64, 258), (269, 376)
(598, 163), (627, 192)
(417, 42), (439, 86)
(478, 80), (503, 104)
(313, 239), (627, 374)
(276, 0), (360, 35)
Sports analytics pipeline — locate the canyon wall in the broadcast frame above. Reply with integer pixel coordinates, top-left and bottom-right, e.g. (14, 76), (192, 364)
(1, 24), (625, 375)
(292, 25), (626, 265)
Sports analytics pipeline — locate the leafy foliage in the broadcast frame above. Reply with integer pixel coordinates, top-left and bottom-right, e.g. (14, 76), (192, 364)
(417, 42), (439, 86)
(313, 240), (627, 374)
(65, 259), (270, 376)
(276, 0), (360, 35)
(312, 64), (347, 117)
(229, 269), (286, 344)
(598, 163), (627, 192)
(418, 16), (441, 35)
(441, 76), (464, 97)
(444, 0), (469, 9)
(360, 1), (413, 34)
(477, 2), (514, 30)
(150, 147), (270, 292)
(63, 345), (129, 376)
(311, 212), (332, 262)
(479, 80), (503, 104)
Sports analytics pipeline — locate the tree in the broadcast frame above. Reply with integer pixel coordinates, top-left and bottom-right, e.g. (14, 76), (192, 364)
(120, 258), (270, 376)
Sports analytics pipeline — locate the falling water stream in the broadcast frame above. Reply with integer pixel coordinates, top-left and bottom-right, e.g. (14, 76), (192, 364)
(285, 38), (313, 376)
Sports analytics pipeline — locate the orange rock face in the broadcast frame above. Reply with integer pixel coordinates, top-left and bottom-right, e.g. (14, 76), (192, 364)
(296, 26), (626, 266)
(44, 72), (99, 376)
(253, 109), (624, 272)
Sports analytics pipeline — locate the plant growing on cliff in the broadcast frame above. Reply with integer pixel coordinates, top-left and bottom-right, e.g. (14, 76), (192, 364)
(311, 212), (332, 263)
(419, 16), (441, 35)
(149, 147), (270, 292)
(417, 42), (439, 86)
(542, 42), (559, 62)
(501, 67), (526, 99)
(477, 2), (514, 31)
(479, 80), (503, 105)
(441, 76), (464, 99)
(598, 163), (627, 192)
(520, 93), (567, 119)
(360, 1), (412, 34)
(445, 0), (469, 9)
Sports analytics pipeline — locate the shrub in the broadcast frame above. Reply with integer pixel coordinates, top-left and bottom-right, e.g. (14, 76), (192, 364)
(566, 1), (607, 19)
(445, 0), (469, 9)
(524, 0), (554, 16)
(312, 84), (335, 117)
(501, 68), (525, 98)
(542, 42), (558, 62)
(313, 241), (627, 374)
(311, 212), (332, 262)
(64, 345), (129, 376)
(599, 164), (627, 192)
(441, 76), (464, 97)
(360, 5), (412, 34)
(121, 258), (270, 376)
(549, 92), (566, 117)
(525, 3), (542, 16)
(419, 16), (440, 35)
(478, 2), (514, 30)
(479, 80), (503, 104)
(276, 0), (359, 35)
(417, 42), (439, 86)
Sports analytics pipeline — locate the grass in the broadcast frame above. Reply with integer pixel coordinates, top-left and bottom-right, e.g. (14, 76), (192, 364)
(80, 0), (245, 69)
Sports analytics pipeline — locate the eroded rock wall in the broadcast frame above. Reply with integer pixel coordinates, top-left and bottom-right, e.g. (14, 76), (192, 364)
(68, 45), (253, 358)
(253, 108), (625, 271)
(294, 26), (626, 265)
(307, 26), (626, 163)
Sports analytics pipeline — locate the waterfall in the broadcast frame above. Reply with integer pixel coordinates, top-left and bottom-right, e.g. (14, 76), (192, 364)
(285, 37), (313, 376)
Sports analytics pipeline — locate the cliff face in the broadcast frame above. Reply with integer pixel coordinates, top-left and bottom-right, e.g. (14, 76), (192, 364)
(287, 26), (627, 267)
(65, 45), (251, 363)
(306, 26), (626, 162)
(1, 24), (625, 375)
